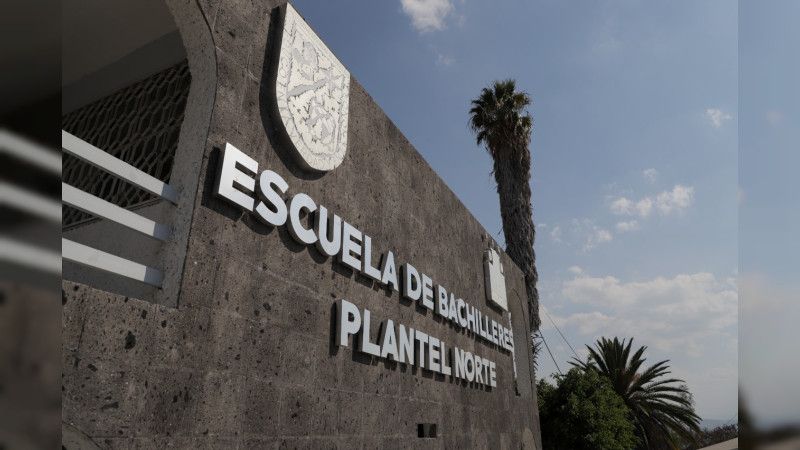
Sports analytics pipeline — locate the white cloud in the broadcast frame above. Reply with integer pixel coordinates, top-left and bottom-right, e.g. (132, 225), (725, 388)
(436, 53), (454, 66)
(572, 219), (612, 251)
(609, 197), (632, 215)
(595, 229), (612, 244)
(609, 185), (693, 218)
(561, 311), (615, 335)
(550, 225), (562, 243)
(706, 108), (732, 127)
(615, 220), (639, 232)
(636, 198), (653, 216)
(655, 184), (694, 214)
(557, 268), (738, 357)
(643, 168), (658, 184)
(400, 0), (454, 33)
(610, 196), (653, 217)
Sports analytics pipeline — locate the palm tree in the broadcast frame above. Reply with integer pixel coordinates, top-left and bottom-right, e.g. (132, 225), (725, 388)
(468, 79), (541, 333)
(571, 337), (702, 449)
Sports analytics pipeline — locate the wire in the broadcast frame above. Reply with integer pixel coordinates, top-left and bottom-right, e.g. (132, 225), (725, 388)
(723, 412), (738, 426)
(542, 305), (581, 361)
(537, 331), (563, 375)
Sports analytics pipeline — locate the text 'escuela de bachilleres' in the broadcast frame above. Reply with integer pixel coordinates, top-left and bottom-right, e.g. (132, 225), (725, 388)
(214, 142), (516, 388)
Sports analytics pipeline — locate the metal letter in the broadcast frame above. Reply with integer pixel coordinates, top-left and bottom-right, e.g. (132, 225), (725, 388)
(421, 274), (434, 311)
(477, 311), (487, 339)
(428, 336), (441, 373)
(287, 193), (318, 245)
(454, 347), (466, 379)
(361, 235), (382, 281)
(465, 351), (475, 382)
(254, 170), (289, 226)
(398, 324), (415, 365)
(457, 298), (468, 328)
(448, 294), (459, 324)
(440, 342), (452, 376)
(315, 205), (341, 256)
(214, 142), (257, 211)
(340, 221), (362, 272)
(414, 330), (428, 369)
(379, 251), (398, 291)
(402, 263), (421, 301)
(466, 305), (477, 333)
(336, 299), (361, 348)
(380, 319), (399, 360)
(435, 285), (448, 317)
(359, 309), (381, 357)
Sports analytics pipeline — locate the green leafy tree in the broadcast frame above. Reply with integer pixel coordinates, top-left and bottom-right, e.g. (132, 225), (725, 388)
(537, 368), (639, 450)
(468, 79), (541, 333)
(572, 337), (702, 449)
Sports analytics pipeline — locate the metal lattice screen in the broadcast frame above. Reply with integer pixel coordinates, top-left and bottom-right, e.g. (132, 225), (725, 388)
(62, 60), (191, 228)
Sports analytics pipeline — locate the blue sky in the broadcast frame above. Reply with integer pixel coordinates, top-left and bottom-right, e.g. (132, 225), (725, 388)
(292, 0), (738, 422)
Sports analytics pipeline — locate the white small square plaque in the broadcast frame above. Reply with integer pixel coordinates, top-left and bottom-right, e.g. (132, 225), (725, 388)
(484, 248), (508, 311)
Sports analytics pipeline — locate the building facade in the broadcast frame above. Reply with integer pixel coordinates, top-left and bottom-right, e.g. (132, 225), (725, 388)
(61, 1), (542, 448)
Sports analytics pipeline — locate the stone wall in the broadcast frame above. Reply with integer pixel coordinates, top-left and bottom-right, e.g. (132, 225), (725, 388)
(61, 1), (542, 448)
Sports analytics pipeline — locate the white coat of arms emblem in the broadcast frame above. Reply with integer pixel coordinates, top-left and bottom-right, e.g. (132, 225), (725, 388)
(275, 4), (350, 172)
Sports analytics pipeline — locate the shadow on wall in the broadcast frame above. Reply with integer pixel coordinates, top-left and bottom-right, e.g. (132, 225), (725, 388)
(508, 288), (534, 398)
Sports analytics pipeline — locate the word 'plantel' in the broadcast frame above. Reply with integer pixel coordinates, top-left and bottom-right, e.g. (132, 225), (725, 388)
(337, 299), (498, 387)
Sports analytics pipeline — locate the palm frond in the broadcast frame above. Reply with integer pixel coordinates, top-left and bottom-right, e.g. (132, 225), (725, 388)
(576, 337), (702, 449)
(468, 79), (532, 157)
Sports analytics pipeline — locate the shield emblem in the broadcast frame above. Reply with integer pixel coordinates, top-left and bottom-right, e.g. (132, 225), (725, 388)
(275, 4), (350, 172)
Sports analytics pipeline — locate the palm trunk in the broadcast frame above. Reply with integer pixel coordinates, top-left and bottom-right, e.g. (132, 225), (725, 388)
(492, 146), (541, 332)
